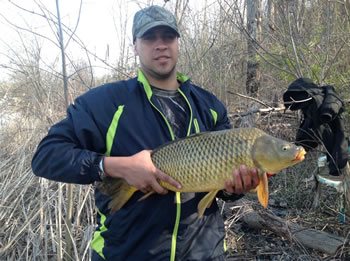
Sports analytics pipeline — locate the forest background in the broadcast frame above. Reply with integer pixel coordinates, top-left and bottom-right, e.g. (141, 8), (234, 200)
(0, 0), (349, 260)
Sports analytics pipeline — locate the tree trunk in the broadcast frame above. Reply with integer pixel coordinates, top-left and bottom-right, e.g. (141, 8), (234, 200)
(266, 0), (276, 31)
(56, 1), (74, 260)
(246, 0), (261, 97)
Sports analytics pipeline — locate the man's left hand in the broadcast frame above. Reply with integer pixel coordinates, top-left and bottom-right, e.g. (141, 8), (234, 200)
(224, 165), (259, 194)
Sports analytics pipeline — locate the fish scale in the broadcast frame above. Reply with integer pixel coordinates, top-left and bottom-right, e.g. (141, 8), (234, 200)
(152, 128), (262, 192)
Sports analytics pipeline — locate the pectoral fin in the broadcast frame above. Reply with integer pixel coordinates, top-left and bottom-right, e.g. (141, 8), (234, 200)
(257, 172), (269, 208)
(197, 190), (220, 218)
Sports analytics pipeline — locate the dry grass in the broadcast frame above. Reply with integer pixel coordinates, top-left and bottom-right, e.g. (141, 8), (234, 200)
(0, 120), (95, 261)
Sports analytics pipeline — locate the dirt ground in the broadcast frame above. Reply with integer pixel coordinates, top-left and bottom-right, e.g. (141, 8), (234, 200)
(220, 193), (350, 261)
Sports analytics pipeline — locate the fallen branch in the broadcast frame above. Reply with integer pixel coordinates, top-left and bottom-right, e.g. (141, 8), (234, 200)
(240, 207), (347, 255)
(228, 91), (312, 108)
(343, 163), (350, 211)
(228, 91), (272, 108)
(228, 106), (287, 118)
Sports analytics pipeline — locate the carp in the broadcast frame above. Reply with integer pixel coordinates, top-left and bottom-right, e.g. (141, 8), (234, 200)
(97, 127), (306, 218)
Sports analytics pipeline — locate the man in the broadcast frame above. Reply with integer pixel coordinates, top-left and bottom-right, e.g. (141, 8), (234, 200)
(32, 5), (259, 261)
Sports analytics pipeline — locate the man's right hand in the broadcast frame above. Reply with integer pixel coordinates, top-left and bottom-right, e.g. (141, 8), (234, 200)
(103, 150), (182, 194)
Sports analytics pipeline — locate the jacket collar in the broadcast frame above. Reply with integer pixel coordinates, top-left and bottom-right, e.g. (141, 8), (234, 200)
(137, 69), (190, 100)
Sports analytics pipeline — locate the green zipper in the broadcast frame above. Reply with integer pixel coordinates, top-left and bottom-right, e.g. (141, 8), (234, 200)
(137, 69), (193, 261)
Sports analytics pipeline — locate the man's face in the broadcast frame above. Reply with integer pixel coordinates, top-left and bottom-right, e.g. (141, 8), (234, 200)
(134, 26), (179, 80)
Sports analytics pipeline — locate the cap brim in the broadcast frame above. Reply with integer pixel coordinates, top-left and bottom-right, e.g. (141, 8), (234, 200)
(135, 21), (180, 40)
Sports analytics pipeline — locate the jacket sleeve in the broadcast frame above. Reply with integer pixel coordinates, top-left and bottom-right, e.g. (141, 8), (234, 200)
(212, 98), (232, 131)
(31, 96), (106, 184)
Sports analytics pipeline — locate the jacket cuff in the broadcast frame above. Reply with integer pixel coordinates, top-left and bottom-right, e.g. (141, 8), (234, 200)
(88, 153), (105, 182)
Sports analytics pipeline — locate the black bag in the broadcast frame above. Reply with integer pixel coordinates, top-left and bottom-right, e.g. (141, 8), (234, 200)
(283, 78), (348, 175)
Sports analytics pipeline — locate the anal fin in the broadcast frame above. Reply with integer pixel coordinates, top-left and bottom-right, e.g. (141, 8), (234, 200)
(197, 190), (220, 218)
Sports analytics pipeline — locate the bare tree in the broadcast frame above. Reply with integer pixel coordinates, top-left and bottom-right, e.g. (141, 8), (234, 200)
(246, 0), (261, 97)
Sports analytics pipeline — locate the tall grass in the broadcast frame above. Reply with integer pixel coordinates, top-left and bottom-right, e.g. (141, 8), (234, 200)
(0, 119), (95, 260)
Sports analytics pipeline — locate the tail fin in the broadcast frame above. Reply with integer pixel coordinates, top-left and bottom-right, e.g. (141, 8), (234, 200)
(97, 178), (138, 214)
(257, 172), (269, 208)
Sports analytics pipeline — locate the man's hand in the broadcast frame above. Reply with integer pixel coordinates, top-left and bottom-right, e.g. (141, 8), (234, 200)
(103, 150), (182, 194)
(224, 165), (259, 194)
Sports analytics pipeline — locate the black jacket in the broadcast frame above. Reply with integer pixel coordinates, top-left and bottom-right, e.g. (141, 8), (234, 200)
(32, 69), (240, 260)
(283, 78), (348, 175)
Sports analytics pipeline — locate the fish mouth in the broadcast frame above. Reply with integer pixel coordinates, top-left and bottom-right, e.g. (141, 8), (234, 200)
(293, 148), (306, 162)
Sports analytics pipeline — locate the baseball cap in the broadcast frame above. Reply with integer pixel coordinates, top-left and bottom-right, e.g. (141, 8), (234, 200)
(132, 5), (180, 42)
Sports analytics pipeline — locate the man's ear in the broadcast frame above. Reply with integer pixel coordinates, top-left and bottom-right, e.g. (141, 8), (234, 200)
(133, 42), (138, 56)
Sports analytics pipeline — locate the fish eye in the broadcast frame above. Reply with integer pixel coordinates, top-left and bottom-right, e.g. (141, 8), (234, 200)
(282, 145), (289, 151)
